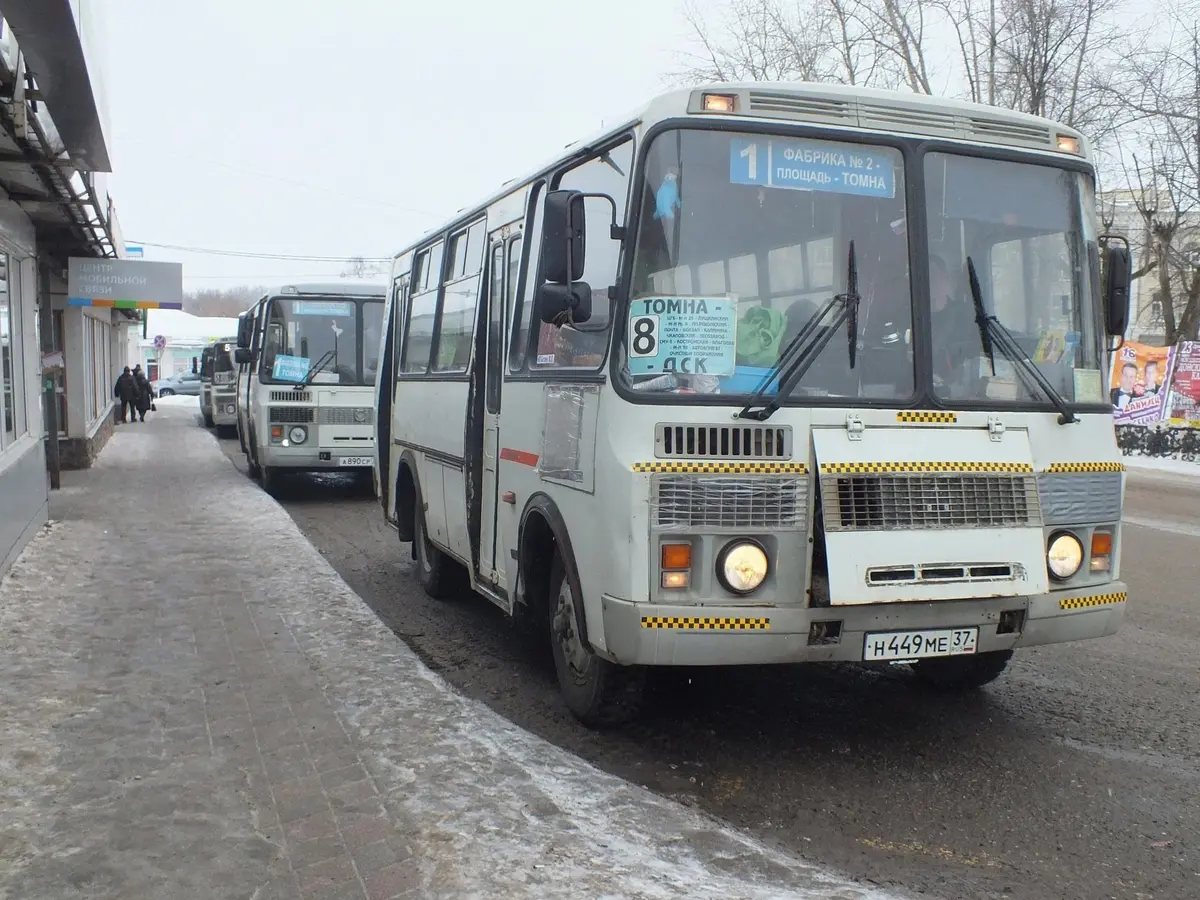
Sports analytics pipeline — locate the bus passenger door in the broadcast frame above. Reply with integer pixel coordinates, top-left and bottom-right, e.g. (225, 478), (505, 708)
(478, 232), (519, 589)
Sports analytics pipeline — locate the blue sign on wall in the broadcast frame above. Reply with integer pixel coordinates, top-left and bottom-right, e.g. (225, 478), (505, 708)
(292, 300), (355, 317)
(627, 296), (738, 377)
(272, 354), (310, 382)
(729, 137), (896, 198)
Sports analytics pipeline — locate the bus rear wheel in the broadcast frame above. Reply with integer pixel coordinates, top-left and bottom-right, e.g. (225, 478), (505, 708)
(548, 554), (644, 727)
(911, 649), (1012, 691)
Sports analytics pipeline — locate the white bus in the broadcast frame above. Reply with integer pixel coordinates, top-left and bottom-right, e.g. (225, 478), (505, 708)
(234, 282), (387, 493)
(374, 83), (1133, 727)
(200, 336), (238, 431)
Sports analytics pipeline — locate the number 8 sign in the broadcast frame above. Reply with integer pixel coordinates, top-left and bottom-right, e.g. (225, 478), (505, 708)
(630, 314), (659, 358)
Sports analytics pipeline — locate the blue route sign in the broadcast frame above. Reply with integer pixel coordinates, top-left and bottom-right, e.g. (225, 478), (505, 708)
(729, 137), (896, 199)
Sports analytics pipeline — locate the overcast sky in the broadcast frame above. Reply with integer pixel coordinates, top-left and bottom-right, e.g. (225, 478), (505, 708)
(103, 0), (702, 290)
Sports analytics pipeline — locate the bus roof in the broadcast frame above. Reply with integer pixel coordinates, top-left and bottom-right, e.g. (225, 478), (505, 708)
(390, 81), (1091, 262)
(260, 282), (387, 299)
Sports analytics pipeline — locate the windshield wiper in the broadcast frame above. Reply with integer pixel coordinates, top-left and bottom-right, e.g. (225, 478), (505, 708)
(965, 256), (1078, 425)
(737, 241), (860, 421)
(295, 349), (335, 390)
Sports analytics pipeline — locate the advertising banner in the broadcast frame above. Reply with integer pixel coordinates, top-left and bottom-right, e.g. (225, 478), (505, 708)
(1109, 341), (1173, 425)
(1164, 341), (1200, 428)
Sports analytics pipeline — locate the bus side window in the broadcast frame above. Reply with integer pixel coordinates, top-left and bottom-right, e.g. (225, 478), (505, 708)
(402, 242), (443, 374)
(532, 138), (635, 371)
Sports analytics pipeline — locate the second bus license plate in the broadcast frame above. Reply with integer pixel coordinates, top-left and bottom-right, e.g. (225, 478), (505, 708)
(339, 456), (372, 467)
(863, 627), (979, 662)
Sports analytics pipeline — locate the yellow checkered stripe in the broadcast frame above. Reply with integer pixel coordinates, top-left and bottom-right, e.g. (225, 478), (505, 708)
(1059, 591), (1127, 610)
(632, 461), (807, 474)
(896, 411), (958, 423)
(641, 616), (771, 630)
(1043, 462), (1126, 473)
(820, 461), (1034, 474)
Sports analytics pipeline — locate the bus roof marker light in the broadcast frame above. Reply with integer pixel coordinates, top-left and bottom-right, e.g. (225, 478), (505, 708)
(702, 93), (737, 113)
(1055, 134), (1081, 154)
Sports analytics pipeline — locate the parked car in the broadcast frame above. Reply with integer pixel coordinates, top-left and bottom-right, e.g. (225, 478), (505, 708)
(153, 372), (203, 396)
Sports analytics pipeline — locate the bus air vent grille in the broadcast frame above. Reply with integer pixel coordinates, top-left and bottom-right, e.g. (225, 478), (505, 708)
(966, 116), (1052, 146)
(269, 406), (315, 424)
(655, 424), (791, 459)
(270, 391), (311, 403)
(747, 92), (852, 122)
(857, 103), (959, 135)
(821, 473), (1040, 532)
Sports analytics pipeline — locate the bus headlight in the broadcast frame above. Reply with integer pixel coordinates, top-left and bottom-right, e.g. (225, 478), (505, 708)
(288, 426), (307, 445)
(1047, 531), (1083, 580)
(716, 540), (769, 594)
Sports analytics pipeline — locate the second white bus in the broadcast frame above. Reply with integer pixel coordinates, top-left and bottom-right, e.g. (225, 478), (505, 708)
(234, 282), (387, 493)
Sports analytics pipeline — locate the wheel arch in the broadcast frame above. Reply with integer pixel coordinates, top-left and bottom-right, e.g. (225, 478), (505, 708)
(394, 449), (421, 543)
(517, 492), (590, 646)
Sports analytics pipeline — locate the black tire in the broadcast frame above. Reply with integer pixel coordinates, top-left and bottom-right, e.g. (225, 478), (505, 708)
(911, 649), (1012, 691)
(413, 500), (462, 600)
(203, 410), (215, 428)
(548, 553), (644, 727)
(245, 427), (261, 479)
(260, 465), (281, 496)
(159, 388), (175, 396)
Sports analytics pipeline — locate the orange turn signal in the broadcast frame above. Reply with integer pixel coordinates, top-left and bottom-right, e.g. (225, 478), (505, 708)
(1091, 532), (1113, 556)
(661, 543), (692, 570)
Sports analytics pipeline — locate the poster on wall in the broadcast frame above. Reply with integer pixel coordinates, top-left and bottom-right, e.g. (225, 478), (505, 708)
(1164, 341), (1200, 428)
(1109, 341), (1173, 425)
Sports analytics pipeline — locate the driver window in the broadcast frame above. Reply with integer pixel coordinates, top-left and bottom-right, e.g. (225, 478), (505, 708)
(532, 137), (634, 371)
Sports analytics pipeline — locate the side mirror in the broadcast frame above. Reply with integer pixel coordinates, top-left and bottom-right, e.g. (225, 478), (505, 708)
(537, 282), (593, 326)
(541, 190), (586, 284)
(234, 348), (252, 365)
(1103, 244), (1131, 337)
(236, 314), (253, 349)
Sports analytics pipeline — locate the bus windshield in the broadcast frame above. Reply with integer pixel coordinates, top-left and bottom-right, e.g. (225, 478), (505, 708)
(212, 340), (236, 383)
(924, 153), (1104, 407)
(620, 128), (1104, 410)
(624, 128), (913, 402)
(260, 296), (382, 386)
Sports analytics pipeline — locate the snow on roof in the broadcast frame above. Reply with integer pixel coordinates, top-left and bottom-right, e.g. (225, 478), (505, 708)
(144, 309), (240, 341)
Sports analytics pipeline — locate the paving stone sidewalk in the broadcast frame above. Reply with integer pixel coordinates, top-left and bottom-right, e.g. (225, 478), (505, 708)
(0, 406), (900, 900)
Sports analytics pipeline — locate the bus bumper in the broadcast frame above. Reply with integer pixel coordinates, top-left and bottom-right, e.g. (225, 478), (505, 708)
(261, 445), (375, 471)
(594, 582), (1128, 666)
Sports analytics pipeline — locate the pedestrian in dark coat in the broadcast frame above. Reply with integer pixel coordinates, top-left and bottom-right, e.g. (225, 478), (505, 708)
(114, 367), (138, 424)
(132, 365), (153, 422)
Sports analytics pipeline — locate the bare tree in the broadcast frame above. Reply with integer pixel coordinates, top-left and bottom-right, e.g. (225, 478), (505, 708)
(675, 0), (836, 83)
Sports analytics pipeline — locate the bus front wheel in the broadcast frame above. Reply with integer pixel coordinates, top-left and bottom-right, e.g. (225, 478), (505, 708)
(911, 649), (1012, 691)
(548, 554), (644, 727)
(413, 502), (461, 600)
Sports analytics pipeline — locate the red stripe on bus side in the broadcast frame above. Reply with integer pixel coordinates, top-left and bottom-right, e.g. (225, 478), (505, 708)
(500, 447), (539, 468)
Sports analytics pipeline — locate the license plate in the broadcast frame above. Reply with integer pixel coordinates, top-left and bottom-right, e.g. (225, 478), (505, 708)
(863, 627), (978, 662)
(339, 456), (372, 467)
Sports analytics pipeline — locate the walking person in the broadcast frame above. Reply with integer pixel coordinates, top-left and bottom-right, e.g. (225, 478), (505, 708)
(132, 365), (154, 423)
(114, 366), (138, 424)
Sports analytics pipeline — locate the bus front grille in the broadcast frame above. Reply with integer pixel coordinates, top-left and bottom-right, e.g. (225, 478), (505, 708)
(269, 406), (315, 424)
(656, 424), (791, 459)
(653, 476), (806, 530)
(319, 407), (374, 425)
(821, 474), (1041, 532)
